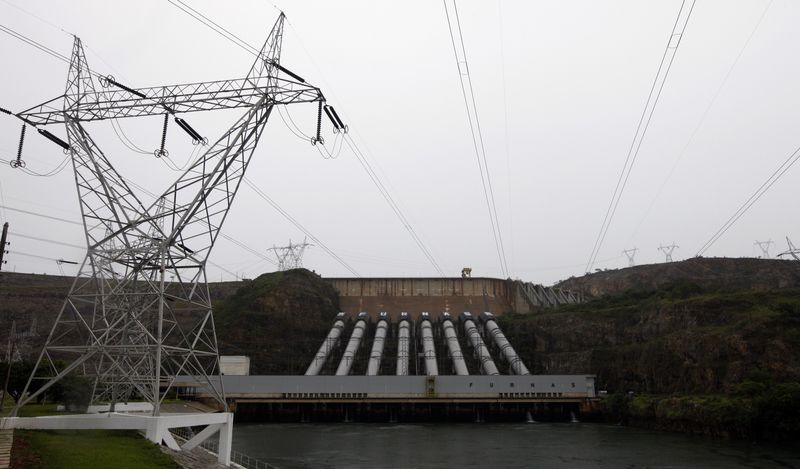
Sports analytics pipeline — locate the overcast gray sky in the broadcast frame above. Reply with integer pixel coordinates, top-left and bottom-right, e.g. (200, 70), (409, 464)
(0, 0), (797, 284)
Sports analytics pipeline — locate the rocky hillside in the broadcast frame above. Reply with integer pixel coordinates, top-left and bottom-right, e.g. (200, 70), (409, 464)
(502, 263), (800, 440)
(557, 257), (800, 298)
(0, 271), (247, 359)
(213, 269), (341, 374)
(500, 282), (800, 394)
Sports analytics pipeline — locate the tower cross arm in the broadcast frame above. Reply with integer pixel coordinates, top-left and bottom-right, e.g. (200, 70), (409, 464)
(16, 76), (323, 126)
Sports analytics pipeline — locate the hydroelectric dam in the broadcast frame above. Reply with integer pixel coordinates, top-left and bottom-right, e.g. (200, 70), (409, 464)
(180, 304), (596, 423)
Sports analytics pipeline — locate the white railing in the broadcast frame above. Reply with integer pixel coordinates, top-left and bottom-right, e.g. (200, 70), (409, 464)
(171, 427), (281, 469)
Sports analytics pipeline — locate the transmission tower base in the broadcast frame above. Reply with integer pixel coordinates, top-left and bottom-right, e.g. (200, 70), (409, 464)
(0, 411), (234, 465)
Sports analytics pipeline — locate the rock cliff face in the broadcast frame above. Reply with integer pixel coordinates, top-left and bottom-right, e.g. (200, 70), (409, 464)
(501, 266), (800, 440)
(500, 283), (800, 395)
(214, 269), (340, 374)
(0, 269), (336, 375)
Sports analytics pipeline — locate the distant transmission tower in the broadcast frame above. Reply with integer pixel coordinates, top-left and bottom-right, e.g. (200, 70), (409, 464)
(269, 238), (313, 270)
(777, 237), (800, 261)
(4, 14), (338, 417)
(622, 248), (638, 267)
(754, 239), (774, 259)
(658, 243), (679, 263)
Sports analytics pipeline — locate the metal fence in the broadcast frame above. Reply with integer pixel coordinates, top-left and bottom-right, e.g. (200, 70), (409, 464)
(170, 427), (281, 469)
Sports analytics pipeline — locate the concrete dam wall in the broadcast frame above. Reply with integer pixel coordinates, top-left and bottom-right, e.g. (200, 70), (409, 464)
(326, 277), (583, 317)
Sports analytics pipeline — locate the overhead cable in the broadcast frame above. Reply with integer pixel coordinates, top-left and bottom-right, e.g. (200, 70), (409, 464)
(0, 204), (82, 225)
(443, 0), (509, 278)
(166, 2), (444, 276)
(696, 144), (800, 256)
(585, 0), (696, 273)
(9, 231), (84, 249)
(243, 177), (361, 277)
(626, 0), (773, 246)
(121, 178), (277, 267)
(342, 134), (445, 276)
(0, 23), (104, 80)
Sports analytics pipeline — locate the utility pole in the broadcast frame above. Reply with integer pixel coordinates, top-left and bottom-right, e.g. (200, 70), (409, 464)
(658, 243), (679, 263)
(623, 248), (638, 267)
(754, 239), (774, 259)
(0, 221), (8, 271)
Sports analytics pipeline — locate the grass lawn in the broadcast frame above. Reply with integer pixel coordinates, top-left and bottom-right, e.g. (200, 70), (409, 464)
(12, 430), (179, 469)
(1, 403), (74, 418)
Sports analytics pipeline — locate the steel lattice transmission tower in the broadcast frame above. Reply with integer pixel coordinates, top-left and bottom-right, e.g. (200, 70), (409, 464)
(658, 243), (679, 263)
(8, 14), (330, 416)
(268, 238), (313, 271)
(778, 237), (800, 261)
(754, 239), (774, 259)
(622, 248), (638, 267)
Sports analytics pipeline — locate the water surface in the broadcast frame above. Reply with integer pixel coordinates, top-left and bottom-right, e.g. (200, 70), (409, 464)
(233, 422), (800, 469)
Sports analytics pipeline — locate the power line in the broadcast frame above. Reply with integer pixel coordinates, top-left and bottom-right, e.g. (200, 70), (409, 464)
(0, 23), (69, 62)
(278, 11), (447, 276)
(342, 134), (445, 276)
(0, 154), (72, 177)
(7, 250), (74, 264)
(585, 0), (696, 272)
(109, 120), (151, 155)
(0, 204), (82, 225)
(165, 0), (258, 57)
(626, 0), (773, 246)
(696, 144), (800, 256)
(120, 178), (278, 267)
(443, 0), (509, 278)
(497, 0), (514, 274)
(0, 0), (73, 36)
(0, 23), (104, 80)
(8, 231), (84, 249)
(243, 177), (361, 277)
(166, 2), (445, 277)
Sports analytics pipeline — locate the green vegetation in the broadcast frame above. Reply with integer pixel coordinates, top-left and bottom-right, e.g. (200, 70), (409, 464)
(0, 361), (94, 412)
(500, 281), (800, 440)
(11, 430), (179, 469)
(214, 268), (340, 374)
(601, 380), (800, 440)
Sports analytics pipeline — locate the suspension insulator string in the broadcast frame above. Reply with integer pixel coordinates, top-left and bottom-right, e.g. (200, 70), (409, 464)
(323, 105), (341, 132)
(311, 100), (323, 145)
(155, 113), (169, 158)
(174, 117), (205, 145)
(11, 123), (26, 168)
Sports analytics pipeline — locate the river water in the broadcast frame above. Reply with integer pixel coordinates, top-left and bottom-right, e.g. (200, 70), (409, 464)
(233, 422), (800, 468)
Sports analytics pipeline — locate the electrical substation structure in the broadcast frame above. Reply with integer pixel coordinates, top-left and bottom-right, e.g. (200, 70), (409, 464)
(0, 14), (346, 464)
